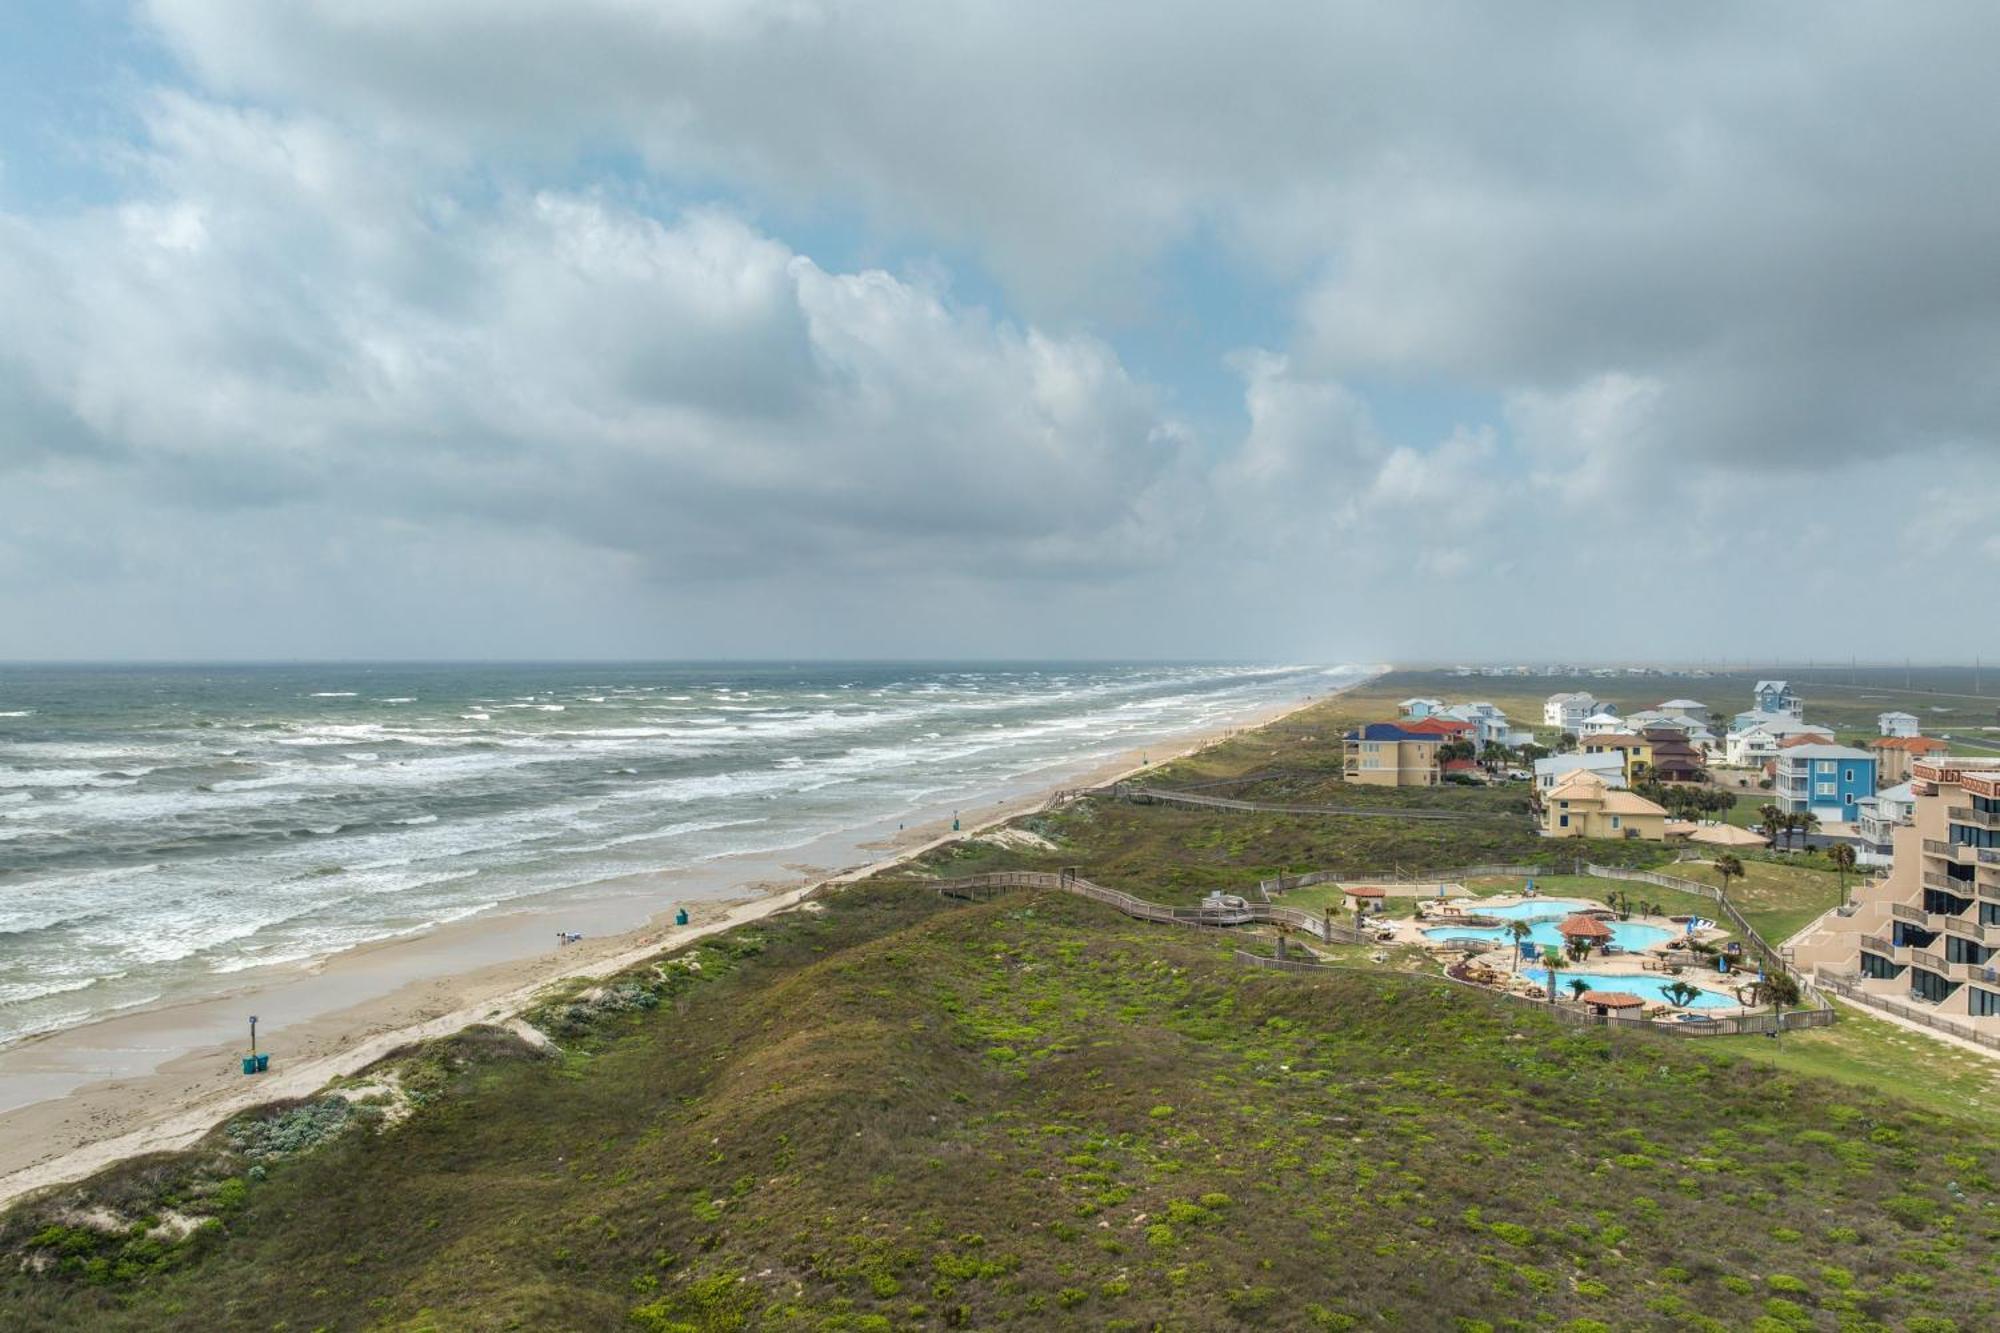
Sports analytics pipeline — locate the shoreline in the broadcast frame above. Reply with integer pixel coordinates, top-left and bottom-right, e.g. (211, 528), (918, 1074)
(0, 674), (1370, 1210)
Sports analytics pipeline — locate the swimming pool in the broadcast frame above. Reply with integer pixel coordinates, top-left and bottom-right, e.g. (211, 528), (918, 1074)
(1422, 898), (1680, 952)
(1427, 918), (1675, 951)
(1521, 969), (1736, 1009)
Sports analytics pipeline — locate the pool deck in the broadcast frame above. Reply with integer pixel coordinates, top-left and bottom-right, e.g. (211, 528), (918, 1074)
(1387, 894), (1751, 1013)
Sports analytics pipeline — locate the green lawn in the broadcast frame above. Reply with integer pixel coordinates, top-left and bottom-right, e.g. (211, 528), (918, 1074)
(1669, 857), (1851, 944)
(1713, 998), (2000, 1123)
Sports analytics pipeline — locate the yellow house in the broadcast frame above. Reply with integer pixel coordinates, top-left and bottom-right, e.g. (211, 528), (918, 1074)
(1539, 771), (1668, 840)
(1342, 723), (1441, 787)
(1580, 732), (1652, 782)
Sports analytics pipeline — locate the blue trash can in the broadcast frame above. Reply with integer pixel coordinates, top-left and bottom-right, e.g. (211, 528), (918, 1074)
(255, 1053), (270, 1072)
(241, 1056), (258, 1076)
(675, 907), (689, 926)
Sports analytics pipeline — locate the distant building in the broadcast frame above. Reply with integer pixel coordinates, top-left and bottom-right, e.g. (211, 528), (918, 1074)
(1774, 743), (1878, 823)
(1343, 724), (1441, 787)
(1639, 727), (1706, 783)
(1854, 781), (1917, 854)
(1724, 717), (1833, 768)
(1752, 680), (1804, 717)
(1656, 698), (1710, 723)
(1870, 734), (1950, 786)
(1437, 702), (1532, 749)
(1542, 692), (1601, 732)
(1878, 711), (1921, 738)
(1577, 711), (1627, 738)
(1538, 771), (1669, 840)
(1397, 697), (1446, 719)
(1398, 715), (1475, 743)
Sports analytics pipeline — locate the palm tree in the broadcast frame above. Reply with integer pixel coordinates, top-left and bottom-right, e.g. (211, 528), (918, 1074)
(1662, 980), (1702, 1009)
(1795, 811), (1821, 849)
(1506, 920), (1534, 973)
(1828, 842), (1858, 906)
(1714, 852), (1744, 899)
(1751, 972), (1803, 1032)
(1567, 978), (1591, 1002)
(1541, 945), (1564, 1003)
(1757, 803), (1784, 847)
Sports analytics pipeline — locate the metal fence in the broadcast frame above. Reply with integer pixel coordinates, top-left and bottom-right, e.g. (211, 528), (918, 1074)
(1814, 970), (2000, 1053)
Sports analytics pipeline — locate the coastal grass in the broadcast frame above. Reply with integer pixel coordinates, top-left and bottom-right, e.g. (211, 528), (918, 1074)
(9, 882), (2000, 1330)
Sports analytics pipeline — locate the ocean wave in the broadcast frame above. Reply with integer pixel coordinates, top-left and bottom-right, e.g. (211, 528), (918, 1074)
(309, 691), (359, 698)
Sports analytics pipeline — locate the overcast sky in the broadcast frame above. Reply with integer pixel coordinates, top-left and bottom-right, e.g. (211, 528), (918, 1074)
(2, 1), (1996, 662)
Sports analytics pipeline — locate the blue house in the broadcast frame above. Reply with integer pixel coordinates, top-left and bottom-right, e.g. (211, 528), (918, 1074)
(1752, 679), (1802, 717)
(1773, 744), (1877, 822)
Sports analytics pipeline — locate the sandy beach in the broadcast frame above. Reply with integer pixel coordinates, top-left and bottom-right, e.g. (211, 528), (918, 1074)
(0, 678), (1365, 1210)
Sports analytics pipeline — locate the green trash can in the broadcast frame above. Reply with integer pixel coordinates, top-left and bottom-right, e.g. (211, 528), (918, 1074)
(241, 1056), (258, 1076)
(255, 1054), (270, 1072)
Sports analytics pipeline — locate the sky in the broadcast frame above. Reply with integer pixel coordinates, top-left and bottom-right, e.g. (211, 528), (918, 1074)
(1, 1), (1997, 663)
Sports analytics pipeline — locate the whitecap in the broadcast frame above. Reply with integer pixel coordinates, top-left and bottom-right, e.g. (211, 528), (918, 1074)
(309, 692), (359, 698)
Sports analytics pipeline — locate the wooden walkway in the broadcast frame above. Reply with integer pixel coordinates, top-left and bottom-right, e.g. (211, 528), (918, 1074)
(936, 870), (1370, 944)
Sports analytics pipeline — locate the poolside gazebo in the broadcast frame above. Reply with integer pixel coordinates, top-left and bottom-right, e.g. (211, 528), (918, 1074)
(1342, 886), (1389, 913)
(1557, 914), (1612, 955)
(1577, 990), (1646, 1018)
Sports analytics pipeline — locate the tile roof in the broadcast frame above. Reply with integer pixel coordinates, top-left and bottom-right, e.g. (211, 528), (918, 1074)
(1870, 735), (1946, 752)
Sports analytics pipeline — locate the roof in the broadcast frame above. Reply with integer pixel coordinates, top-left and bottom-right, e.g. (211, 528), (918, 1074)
(1344, 886), (1388, 898)
(1871, 735), (1946, 753)
(1754, 680), (1792, 693)
(1658, 698), (1706, 709)
(1878, 710), (1920, 721)
(1580, 712), (1624, 725)
(1558, 914), (1613, 938)
(1689, 824), (1766, 847)
(1875, 781), (1915, 803)
(1578, 990), (1646, 1009)
(1400, 716), (1475, 736)
(1441, 758), (1480, 773)
(1347, 722), (1443, 742)
(1664, 820), (1699, 837)
(1583, 733), (1643, 747)
(1776, 743), (1875, 762)
(1599, 789), (1670, 815)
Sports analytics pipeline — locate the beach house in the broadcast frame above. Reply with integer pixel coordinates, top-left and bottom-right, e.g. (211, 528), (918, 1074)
(1436, 701), (1533, 749)
(1639, 727), (1706, 783)
(1774, 743), (1878, 822)
(1533, 752), (1627, 791)
(1343, 723), (1441, 786)
(1871, 734), (1949, 786)
(1397, 697), (1445, 719)
(1542, 692), (1601, 732)
(1854, 781), (1917, 855)
(1724, 716), (1833, 768)
(1877, 710), (1921, 738)
(1753, 680), (1804, 717)
(1537, 771), (1669, 840)
(1577, 710), (1627, 738)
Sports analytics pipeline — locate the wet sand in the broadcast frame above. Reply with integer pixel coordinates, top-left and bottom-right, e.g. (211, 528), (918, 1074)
(0, 677), (1369, 1208)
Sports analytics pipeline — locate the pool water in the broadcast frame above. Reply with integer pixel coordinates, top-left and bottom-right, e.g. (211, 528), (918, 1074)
(1521, 969), (1736, 1009)
(1422, 898), (1683, 953)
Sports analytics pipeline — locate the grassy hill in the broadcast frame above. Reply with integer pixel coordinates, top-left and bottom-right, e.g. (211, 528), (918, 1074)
(7, 882), (1997, 1331)
(5, 674), (1998, 1330)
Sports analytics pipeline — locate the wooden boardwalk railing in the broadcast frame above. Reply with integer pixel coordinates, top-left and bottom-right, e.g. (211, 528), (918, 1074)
(1112, 784), (1506, 823)
(937, 871), (1370, 943)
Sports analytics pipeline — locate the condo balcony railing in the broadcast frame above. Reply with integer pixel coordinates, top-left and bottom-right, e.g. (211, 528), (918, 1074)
(1924, 870), (1978, 896)
(1911, 950), (1946, 974)
(1891, 902), (1929, 924)
(1948, 806), (2000, 832)
(1861, 934), (1897, 956)
(1943, 915), (1988, 943)
(1982, 847), (2000, 865)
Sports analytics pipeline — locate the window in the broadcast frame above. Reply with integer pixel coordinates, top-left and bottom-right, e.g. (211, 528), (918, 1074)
(1980, 902), (2000, 928)
(1860, 951), (1904, 979)
(1971, 987), (2000, 1018)
(1817, 760), (1835, 774)
(1816, 782), (1835, 796)
(1844, 769), (1854, 782)
(1611, 816), (1621, 829)
(1559, 815), (1570, 828)
(1945, 935), (1994, 965)
(1909, 967), (1960, 1003)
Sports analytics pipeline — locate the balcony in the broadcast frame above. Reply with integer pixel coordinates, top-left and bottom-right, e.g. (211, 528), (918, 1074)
(1943, 915), (1988, 943)
(1924, 839), (1980, 865)
(1860, 934), (1896, 956)
(1948, 806), (2000, 832)
(1911, 950), (1946, 973)
(1924, 870), (1979, 898)
(1891, 902), (1930, 924)
(1983, 848), (2000, 865)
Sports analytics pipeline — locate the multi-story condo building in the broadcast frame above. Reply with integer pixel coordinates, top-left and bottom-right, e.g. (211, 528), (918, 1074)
(1870, 734), (1948, 786)
(1342, 723), (1441, 786)
(1796, 757), (2000, 1026)
(1773, 743), (1878, 822)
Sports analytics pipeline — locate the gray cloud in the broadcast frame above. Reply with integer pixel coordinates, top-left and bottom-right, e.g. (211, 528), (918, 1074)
(0, 3), (1996, 659)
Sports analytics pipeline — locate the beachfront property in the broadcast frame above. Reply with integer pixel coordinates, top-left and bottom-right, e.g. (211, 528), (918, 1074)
(1537, 771), (1669, 839)
(1795, 756), (2000, 1028)
(1343, 723), (1441, 786)
(1543, 691), (1602, 732)
(1724, 715), (1833, 768)
(1639, 726), (1706, 782)
(1753, 679), (1804, 717)
(1773, 743), (1878, 822)
(1399, 715), (1476, 744)
(1397, 697), (1446, 719)
(1879, 710), (1922, 738)
(1579, 732), (1650, 781)
(1656, 698), (1711, 724)
(1871, 734), (1949, 786)
(1534, 752), (1627, 792)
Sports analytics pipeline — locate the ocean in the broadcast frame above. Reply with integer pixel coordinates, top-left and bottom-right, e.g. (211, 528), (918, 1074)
(0, 662), (1361, 1047)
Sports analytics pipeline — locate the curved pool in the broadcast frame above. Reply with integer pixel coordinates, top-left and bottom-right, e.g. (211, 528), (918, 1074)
(1521, 969), (1736, 1009)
